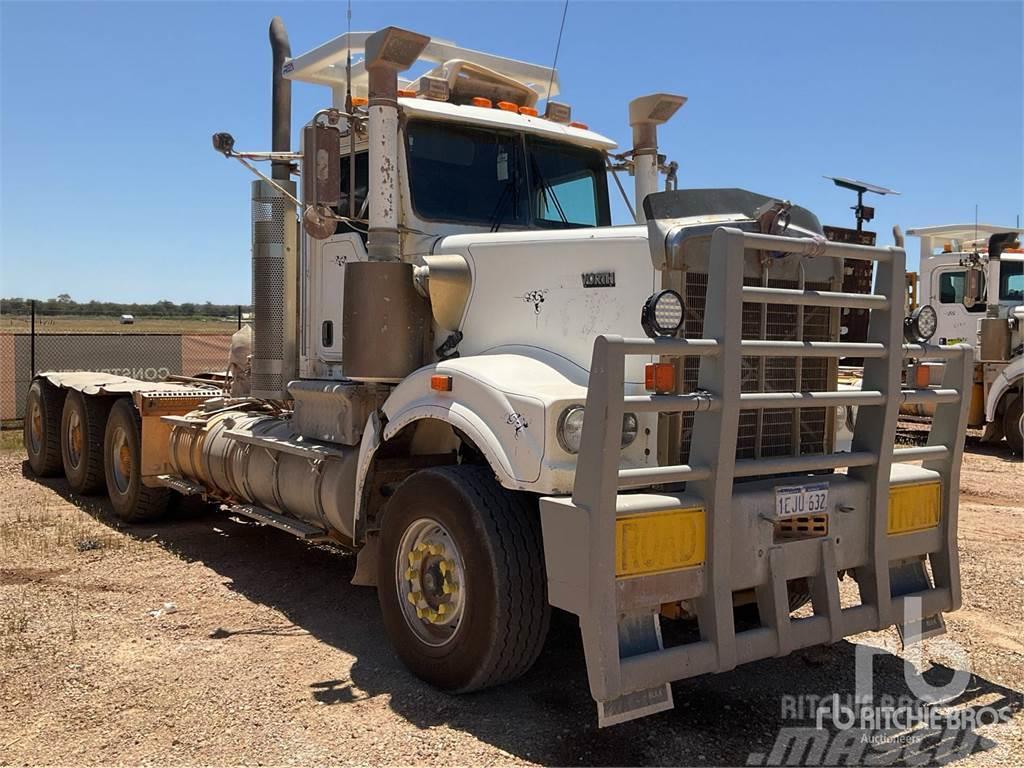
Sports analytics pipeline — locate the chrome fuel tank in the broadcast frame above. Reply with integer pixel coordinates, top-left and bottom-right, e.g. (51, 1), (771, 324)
(168, 410), (357, 542)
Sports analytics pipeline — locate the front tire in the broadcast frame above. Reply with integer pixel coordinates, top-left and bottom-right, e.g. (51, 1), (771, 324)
(61, 390), (112, 494)
(24, 379), (65, 477)
(103, 398), (169, 522)
(376, 465), (549, 693)
(1004, 395), (1023, 454)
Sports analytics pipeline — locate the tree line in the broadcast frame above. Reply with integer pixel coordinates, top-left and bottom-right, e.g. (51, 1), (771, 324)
(1, 296), (252, 318)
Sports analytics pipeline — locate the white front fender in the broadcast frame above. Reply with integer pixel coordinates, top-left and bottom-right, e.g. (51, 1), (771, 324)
(986, 356), (1024, 422)
(381, 353), (584, 487)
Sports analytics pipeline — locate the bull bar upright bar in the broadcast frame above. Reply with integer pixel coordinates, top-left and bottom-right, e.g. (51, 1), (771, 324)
(540, 226), (973, 724)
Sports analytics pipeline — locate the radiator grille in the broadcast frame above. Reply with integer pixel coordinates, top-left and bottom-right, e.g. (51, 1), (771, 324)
(775, 514), (829, 541)
(679, 274), (834, 464)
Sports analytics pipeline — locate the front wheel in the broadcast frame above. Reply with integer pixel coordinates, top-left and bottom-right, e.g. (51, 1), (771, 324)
(1004, 395), (1023, 454)
(376, 465), (549, 693)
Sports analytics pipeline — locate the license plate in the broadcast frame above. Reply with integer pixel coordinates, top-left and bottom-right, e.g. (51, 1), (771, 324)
(775, 482), (830, 518)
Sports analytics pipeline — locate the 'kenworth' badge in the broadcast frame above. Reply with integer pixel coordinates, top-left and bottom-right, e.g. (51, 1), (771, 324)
(582, 271), (616, 288)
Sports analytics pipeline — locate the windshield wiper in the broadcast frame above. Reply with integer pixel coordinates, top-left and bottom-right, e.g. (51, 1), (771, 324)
(530, 155), (568, 224)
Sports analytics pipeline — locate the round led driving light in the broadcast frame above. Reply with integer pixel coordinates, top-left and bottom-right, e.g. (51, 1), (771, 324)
(641, 289), (685, 339)
(557, 405), (586, 454)
(904, 304), (938, 343)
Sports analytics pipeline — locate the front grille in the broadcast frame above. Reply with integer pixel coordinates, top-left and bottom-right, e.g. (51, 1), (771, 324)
(678, 274), (835, 464)
(775, 514), (829, 541)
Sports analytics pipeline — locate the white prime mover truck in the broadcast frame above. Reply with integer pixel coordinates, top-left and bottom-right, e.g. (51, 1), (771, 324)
(903, 224), (1023, 452)
(22, 20), (971, 726)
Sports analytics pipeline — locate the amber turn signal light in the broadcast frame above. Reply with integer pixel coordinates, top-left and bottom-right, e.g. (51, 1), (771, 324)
(430, 375), (453, 392)
(645, 363), (676, 393)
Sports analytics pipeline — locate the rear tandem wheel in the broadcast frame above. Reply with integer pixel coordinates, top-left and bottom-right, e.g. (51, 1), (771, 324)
(103, 398), (170, 523)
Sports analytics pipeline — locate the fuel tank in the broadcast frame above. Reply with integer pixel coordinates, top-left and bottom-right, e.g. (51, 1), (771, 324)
(168, 410), (357, 541)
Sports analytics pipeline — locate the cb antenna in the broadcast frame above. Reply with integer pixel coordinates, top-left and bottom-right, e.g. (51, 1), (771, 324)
(545, 0), (569, 104)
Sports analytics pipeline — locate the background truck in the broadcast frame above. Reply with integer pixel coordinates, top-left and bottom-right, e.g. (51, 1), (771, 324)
(902, 224), (1024, 452)
(22, 19), (972, 726)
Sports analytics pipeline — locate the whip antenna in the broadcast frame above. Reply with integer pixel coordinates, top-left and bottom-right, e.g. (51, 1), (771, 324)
(545, 0), (569, 103)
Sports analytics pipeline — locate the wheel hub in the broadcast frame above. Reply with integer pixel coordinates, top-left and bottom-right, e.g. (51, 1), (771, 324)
(28, 403), (42, 452)
(109, 426), (131, 493)
(396, 519), (466, 646)
(67, 411), (83, 467)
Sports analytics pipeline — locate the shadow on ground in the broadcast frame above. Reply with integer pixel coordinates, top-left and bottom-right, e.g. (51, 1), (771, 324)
(22, 460), (1023, 766)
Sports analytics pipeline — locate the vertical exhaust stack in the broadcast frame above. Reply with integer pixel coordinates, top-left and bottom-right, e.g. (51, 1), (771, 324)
(628, 94), (686, 223)
(251, 17), (298, 400)
(342, 27), (432, 383)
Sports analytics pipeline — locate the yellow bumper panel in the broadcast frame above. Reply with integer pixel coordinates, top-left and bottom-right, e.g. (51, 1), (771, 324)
(615, 507), (705, 578)
(888, 481), (941, 535)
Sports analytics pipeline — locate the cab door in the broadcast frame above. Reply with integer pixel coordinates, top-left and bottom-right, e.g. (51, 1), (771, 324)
(931, 265), (985, 347)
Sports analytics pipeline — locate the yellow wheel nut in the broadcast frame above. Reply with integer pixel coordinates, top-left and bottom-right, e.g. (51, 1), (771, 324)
(416, 606), (427, 619)
(436, 603), (447, 616)
(407, 591), (421, 605)
(438, 560), (449, 575)
(405, 567), (417, 581)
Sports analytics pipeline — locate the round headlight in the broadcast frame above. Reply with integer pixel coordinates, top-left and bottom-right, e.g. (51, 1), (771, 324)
(904, 304), (938, 343)
(621, 413), (638, 448)
(557, 406), (639, 454)
(641, 289), (685, 339)
(557, 405), (586, 454)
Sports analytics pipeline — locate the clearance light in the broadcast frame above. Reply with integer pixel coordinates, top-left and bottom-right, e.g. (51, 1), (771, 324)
(430, 375), (453, 392)
(351, 96), (369, 107)
(496, 101), (519, 112)
(544, 101), (572, 123)
(471, 96), (493, 108)
(569, 121), (589, 130)
(518, 106), (538, 117)
(615, 507), (706, 577)
(397, 89), (417, 98)
(418, 76), (450, 102)
(645, 363), (677, 394)
(888, 481), (941, 534)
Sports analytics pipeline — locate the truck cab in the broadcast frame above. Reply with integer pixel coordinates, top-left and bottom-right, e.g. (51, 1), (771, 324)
(906, 224), (1024, 450)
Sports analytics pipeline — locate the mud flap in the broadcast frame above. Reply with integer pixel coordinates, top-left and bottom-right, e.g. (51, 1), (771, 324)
(890, 560), (946, 647)
(597, 612), (674, 727)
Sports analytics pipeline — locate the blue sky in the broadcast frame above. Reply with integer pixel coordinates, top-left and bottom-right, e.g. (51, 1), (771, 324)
(1, 1), (1021, 303)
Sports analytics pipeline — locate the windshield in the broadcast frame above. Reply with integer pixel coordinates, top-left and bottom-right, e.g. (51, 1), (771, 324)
(1000, 260), (1024, 302)
(405, 120), (610, 229)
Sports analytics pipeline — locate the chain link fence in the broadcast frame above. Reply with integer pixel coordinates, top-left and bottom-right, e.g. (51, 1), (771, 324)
(1, 302), (244, 422)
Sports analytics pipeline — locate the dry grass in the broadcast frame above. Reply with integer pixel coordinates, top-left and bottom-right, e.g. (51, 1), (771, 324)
(0, 314), (239, 335)
(0, 428), (23, 452)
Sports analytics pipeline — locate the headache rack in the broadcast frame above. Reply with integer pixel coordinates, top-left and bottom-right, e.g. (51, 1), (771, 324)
(542, 226), (972, 723)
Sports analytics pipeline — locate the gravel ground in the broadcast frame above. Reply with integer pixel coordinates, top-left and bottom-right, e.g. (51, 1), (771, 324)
(0, 430), (1021, 767)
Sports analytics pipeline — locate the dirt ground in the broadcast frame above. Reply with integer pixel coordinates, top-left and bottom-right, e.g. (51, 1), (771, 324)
(1, 430), (1021, 767)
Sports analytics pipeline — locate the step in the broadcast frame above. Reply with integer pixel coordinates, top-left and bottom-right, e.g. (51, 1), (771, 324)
(155, 474), (207, 496)
(227, 503), (331, 542)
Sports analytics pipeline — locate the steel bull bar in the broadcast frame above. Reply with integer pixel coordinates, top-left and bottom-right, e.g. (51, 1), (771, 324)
(539, 227), (972, 726)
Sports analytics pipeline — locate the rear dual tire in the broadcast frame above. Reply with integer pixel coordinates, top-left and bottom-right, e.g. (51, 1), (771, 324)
(24, 379), (66, 477)
(60, 390), (112, 494)
(103, 398), (169, 523)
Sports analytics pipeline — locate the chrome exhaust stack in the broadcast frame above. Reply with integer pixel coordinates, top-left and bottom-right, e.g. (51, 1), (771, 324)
(251, 18), (298, 399)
